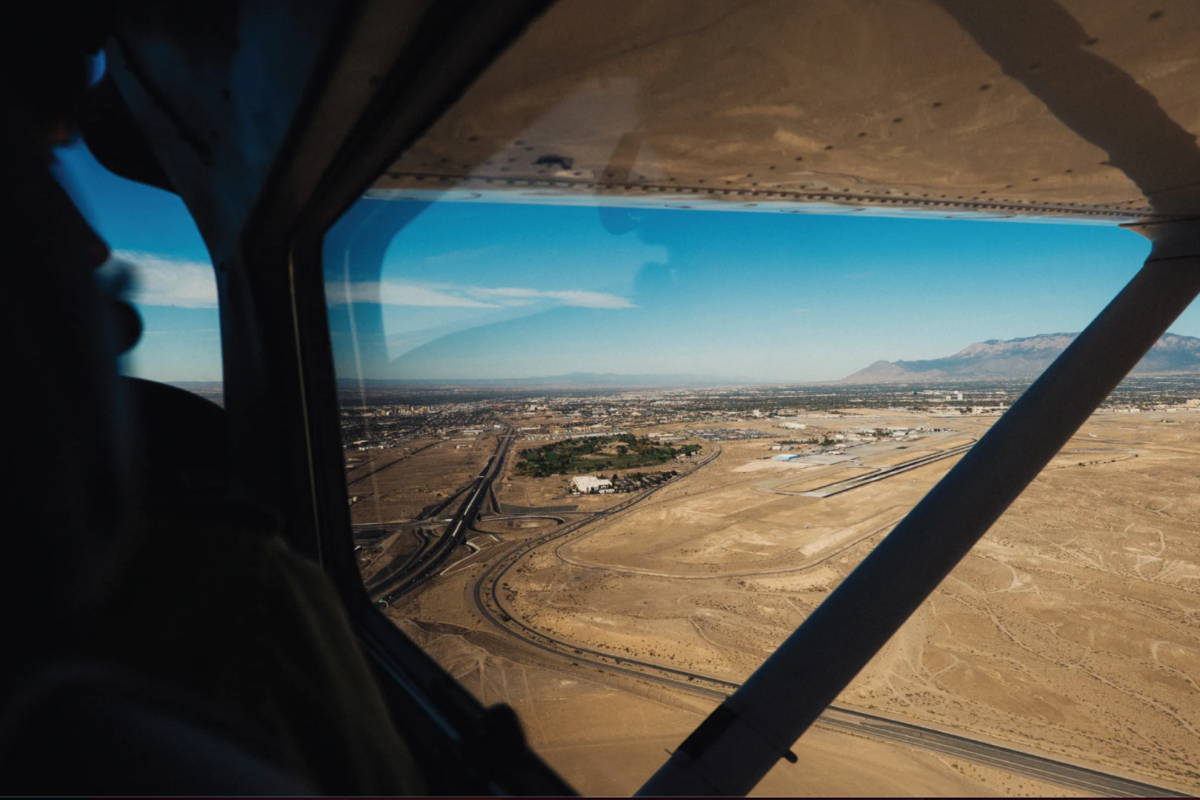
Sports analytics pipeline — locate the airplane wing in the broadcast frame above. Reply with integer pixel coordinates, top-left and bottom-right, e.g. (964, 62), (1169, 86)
(374, 0), (1200, 225)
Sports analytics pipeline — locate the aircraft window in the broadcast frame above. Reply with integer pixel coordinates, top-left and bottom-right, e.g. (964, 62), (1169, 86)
(55, 140), (223, 403)
(321, 2), (1200, 795)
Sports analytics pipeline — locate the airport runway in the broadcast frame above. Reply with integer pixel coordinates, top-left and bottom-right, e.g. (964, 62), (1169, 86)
(802, 441), (975, 497)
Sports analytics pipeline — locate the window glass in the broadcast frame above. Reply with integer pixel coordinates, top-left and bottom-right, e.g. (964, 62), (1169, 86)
(324, 194), (1200, 796)
(55, 140), (223, 402)
(322, 2), (1200, 795)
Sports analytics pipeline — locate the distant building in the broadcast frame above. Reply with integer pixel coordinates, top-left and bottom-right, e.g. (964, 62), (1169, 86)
(773, 454), (800, 461)
(572, 475), (614, 494)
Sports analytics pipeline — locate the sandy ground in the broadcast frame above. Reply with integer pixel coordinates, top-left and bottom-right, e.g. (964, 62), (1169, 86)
(393, 615), (1073, 797)
(378, 410), (1200, 794)
(348, 435), (496, 524)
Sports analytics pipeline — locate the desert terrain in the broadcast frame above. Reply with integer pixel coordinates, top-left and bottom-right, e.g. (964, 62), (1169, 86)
(376, 409), (1200, 795)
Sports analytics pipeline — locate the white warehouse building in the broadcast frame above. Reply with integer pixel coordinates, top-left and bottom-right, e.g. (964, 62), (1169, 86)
(572, 475), (614, 494)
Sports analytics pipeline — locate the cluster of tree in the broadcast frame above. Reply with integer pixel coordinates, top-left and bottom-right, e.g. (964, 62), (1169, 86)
(518, 434), (700, 477)
(606, 470), (680, 493)
(801, 434), (839, 447)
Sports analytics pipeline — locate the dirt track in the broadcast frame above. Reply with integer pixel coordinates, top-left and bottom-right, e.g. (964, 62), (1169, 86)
(389, 410), (1200, 794)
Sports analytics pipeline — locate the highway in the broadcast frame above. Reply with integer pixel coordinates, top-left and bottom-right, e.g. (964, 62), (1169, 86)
(819, 707), (1188, 798)
(469, 444), (1188, 798)
(477, 514), (568, 525)
(363, 527), (431, 590)
(371, 429), (513, 603)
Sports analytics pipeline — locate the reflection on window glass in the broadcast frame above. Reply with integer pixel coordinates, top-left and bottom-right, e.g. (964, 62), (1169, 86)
(324, 194), (1200, 795)
(321, 1), (1200, 794)
(55, 140), (223, 403)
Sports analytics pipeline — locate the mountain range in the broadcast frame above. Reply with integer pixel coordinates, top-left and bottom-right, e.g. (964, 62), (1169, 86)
(841, 332), (1200, 383)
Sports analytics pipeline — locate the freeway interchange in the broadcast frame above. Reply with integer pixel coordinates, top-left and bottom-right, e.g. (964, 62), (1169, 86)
(365, 431), (1187, 797)
(368, 429), (513, 604)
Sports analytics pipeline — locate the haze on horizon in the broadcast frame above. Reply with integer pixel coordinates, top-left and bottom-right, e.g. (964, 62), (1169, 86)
(58, 139), (1199, 386)
(326, 198), (1156, 385)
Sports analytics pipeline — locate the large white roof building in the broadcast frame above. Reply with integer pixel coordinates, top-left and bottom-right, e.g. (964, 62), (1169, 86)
(572, 475), (613, 494)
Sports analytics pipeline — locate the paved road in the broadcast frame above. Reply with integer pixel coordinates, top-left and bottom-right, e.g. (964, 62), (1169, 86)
(470, 444), (1188, 798)
(820, 707), (1188, 798)
(477, 514), (568, 525)
(363, 527), (430, 592)
(373, 430), (513, 603)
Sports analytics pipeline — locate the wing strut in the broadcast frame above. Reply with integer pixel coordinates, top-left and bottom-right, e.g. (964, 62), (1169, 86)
(637, 222), (1200, 797)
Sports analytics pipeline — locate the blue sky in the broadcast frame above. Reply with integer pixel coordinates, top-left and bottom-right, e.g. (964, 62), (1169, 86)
(57, 138), (1175, 385)
(55, 140), (222, 382)
(327, 197), (1158, 383)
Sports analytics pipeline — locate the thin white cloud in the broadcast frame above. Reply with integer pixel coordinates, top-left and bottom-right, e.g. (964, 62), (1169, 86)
(470, 286), (635, 309)
(111, 250), (218, 308)
(108, 253), (636, 313)
(332, 281), (497, 308)
(327, 279), (635, 310)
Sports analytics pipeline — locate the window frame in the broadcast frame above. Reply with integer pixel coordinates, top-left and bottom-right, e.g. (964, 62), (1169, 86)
(279, 1), (572, 794)
(100, 0), (570, 793)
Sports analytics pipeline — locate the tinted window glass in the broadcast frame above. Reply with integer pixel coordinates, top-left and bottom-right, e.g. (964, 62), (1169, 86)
(320, 2), (1200, 794)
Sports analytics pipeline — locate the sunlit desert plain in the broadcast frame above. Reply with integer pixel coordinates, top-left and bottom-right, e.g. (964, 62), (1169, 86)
(379, 408), (1200, 796)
